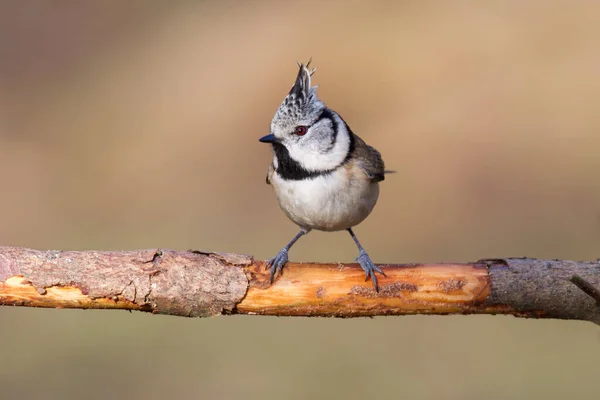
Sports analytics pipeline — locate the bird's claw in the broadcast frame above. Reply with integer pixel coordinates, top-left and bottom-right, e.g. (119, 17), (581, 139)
(356, 251), (386, 292)
(266, 248), (289, 283)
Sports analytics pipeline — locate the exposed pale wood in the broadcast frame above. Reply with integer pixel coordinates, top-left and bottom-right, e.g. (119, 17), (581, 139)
(239, 262), (492, 317)
(1, 276), (140, 310)
(1, 246), (599, 324)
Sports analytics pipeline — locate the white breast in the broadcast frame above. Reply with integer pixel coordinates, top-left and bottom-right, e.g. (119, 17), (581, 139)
(270, 162), (379, 232)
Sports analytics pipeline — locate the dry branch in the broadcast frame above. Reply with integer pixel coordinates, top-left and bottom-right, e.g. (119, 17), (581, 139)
(0, 246), (599, 324)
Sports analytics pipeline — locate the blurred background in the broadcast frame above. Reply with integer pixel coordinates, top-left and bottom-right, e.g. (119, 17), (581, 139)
(1, 0), (599, 399)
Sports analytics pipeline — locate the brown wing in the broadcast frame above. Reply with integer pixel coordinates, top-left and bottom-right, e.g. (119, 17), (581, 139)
(352, 134), (386, 182)
(265, 163), (274, 185)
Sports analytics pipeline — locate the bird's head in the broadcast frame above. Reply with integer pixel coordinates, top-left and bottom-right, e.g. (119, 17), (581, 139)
(260, 61), (352, 173)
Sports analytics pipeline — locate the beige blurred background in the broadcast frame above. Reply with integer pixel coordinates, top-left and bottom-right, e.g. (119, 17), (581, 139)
(1, 0), (599, 399)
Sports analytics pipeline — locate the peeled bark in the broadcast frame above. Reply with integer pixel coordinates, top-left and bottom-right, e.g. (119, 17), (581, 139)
(0, 247), (598, 324)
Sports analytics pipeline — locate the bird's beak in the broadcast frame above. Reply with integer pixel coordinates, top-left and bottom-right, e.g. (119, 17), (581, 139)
(259, 134), (278, 144)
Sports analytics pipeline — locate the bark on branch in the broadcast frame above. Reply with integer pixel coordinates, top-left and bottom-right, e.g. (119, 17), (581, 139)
(0, 246), (599, 324)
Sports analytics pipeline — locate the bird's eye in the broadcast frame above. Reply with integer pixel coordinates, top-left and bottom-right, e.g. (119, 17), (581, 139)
(295, 126), (308, 136)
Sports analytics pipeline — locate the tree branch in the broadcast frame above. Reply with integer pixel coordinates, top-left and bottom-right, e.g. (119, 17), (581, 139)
(0, 246), (598, 324)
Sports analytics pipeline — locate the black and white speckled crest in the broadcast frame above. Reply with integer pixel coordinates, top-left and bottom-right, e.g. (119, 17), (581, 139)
(271, 61), (323, 134)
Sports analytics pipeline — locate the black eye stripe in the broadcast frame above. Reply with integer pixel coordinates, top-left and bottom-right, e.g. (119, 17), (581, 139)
(314, 108), (338, 151)
(315, 108), (337, 133)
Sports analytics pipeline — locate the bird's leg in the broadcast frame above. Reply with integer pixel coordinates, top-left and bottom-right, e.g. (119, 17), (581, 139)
(266, 228), (309, 283)
(347, 228), (386, 292)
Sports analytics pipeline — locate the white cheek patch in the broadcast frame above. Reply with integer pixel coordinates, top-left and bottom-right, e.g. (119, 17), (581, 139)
(287, 114), (350, 171)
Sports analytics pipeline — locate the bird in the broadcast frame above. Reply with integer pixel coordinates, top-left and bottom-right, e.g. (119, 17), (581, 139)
(259, 60), (389, 291)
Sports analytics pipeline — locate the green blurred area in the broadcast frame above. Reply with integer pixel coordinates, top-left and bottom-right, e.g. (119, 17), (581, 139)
(1, 1), (599, 399)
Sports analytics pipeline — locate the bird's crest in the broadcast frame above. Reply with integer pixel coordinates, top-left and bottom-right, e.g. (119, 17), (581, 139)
(288, 59), (317, 101)
(273, 59), (322, 127)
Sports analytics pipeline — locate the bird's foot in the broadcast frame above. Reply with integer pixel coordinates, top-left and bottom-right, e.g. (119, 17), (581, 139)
(266, 248), (289, 283)
(356, 250), (386, 292)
